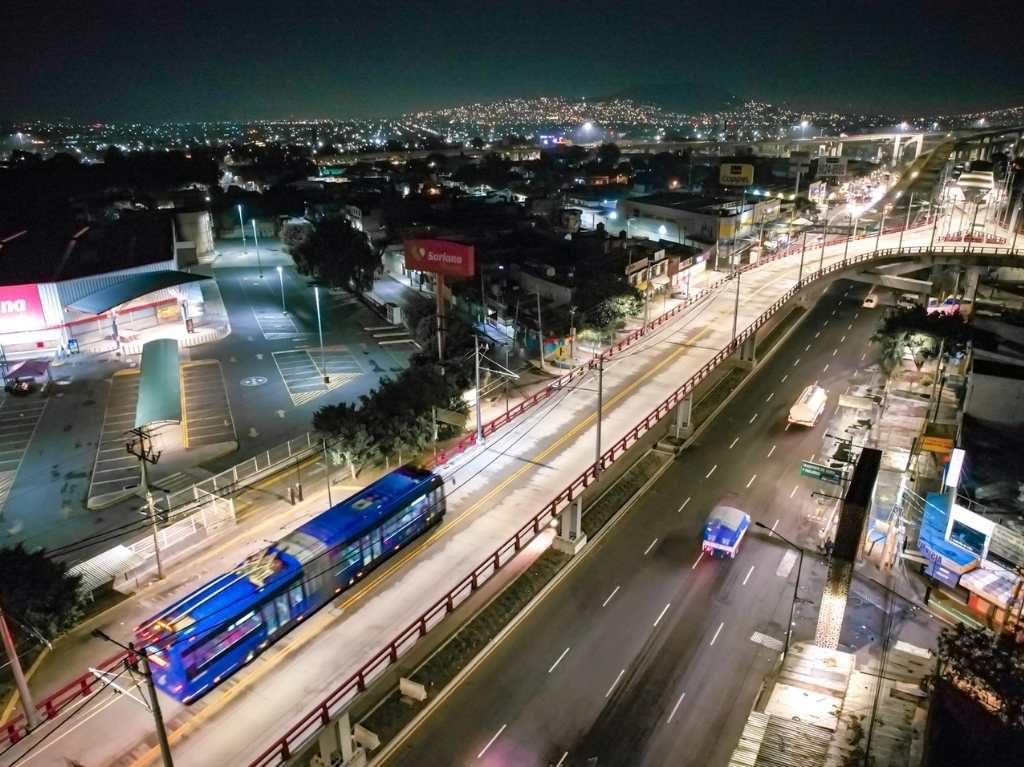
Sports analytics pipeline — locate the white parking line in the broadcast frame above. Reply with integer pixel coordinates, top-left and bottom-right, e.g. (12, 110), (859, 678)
(678, 497), (691, 512)
(729, 436), (739, 449)
(548, 647), (570, 673)
(478, 724), (507, 759)
(653, 603), (671, 627)
(705, 465), (717, 479)
(790, 485), (799, 498)
(749, 413), (758, 424)
(767, 445), (776, 458)
(746, 474), (757, 488)
(606, 669), (626, 698)
(691, 551), (705, 570)
(743, 566), (755, 586)
(602, 586), (620, 607)
(667, 691), (687, 724)
(710, 622), (725, 646)
(644, 538), (659, 556)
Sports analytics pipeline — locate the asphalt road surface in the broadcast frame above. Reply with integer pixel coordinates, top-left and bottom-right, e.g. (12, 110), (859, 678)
(385, 280), (881, 767)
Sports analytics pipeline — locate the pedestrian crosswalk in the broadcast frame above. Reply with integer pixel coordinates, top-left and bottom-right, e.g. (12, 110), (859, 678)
(750, 631), (784, 652)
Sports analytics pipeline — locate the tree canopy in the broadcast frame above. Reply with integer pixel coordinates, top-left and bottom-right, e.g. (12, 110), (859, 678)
(292, 216), (379, 291)
(0, 544), (85, 640)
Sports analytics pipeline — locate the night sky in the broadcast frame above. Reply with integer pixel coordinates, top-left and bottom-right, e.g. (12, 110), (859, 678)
(3, 0), (1022, 121)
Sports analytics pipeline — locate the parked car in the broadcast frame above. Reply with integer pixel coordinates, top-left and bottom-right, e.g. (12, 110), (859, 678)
(862, 292), (879, 308)
(3, 377), (36, 396)
(896, 294), (921, 310)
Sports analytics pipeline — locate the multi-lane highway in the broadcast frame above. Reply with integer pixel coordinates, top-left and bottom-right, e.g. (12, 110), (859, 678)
(381, 281), (885, 767)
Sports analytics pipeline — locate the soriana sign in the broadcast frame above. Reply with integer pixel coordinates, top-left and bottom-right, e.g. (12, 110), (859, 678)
(403, 239), (475, 277)
(0, 282), (46, 333)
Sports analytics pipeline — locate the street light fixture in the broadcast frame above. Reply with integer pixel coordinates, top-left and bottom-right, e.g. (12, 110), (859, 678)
(251, 219), (263, 278)
(754, 521), (804, 659)
(91, 630), (174, 767)
(276, 265), (286, 313)
(237, 204), (247, 254)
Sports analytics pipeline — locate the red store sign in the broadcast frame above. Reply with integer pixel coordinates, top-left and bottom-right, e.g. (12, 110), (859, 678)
(0, 282), (47, 333)
(403, 239), (476, 278)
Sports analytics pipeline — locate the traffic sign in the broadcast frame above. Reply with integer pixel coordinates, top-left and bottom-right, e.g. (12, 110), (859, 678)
(800, 460), (844, 485)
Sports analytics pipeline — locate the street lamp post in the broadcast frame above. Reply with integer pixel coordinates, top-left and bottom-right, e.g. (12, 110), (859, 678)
(898, 192), (915, 250)
(237, 204), (247, 253)
(842, 214), (855, 265)
(91, 630), (174, 767)
(276, 266), (286, 313)
(594, 354), (604, 476)
(755, 522), (803, 659)
(875, 205), (890, 252)
(798, 231), (807, 284)
(731, 269), (742, 342)
(314, 286), (328, 386)
(251, 220), (263, 278)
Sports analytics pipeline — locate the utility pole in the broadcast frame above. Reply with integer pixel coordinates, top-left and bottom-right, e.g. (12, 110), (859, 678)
(568, 305), (577, 359)
(93, 631), (174, 767)
(731, 269), (742, 342)
(126, 427), (164, 580)
(0, 601), (40, 728)
(594, 355), (604, 476)
(237, 204), (247, 253)
(798, 231), (807, 284)
(535, 292), (545, 371)
(474, 334), (483, 446)
(898, 192), (915, 250)
(842, 215), (855, 264)
(755, 522), (803, 660)
(875, 205), (890, 251)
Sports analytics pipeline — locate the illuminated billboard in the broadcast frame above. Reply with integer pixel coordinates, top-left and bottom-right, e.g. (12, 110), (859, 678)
(403, 239), (475, 277)
(719, 163), (754, 186)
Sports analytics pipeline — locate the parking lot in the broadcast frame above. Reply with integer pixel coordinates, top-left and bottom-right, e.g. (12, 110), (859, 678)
(254, 310), (307, 341)
(87, 369), (140, 504)
(272, 347), (363, 407)
(0, 397), (48, 516)
(181, 360), (238, 449)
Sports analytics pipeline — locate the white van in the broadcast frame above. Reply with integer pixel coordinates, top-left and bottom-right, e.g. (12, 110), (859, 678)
(788, 385), (828, 427)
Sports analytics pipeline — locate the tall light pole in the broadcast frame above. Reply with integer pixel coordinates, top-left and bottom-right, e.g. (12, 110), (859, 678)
(755, 521), (803, 660)
(237, 204), (247, 253)
(276, 265), (286, 313)
(314, 286), (328, 386)
(898, 192), (915, 250)
(474, 334), (483, 446)
(875, 205), (891, 252)
(842, 214), (855, 265)
(251, 219), (263, 278)
(594, 354), (604, 476)
(535, 292), (545, 372)
(568, 305), (577, 359)
(0, 601), (40, 729)
(92, 630), (174, 767)
(731, 269), (742, 341)
(798, 230), (807, 284)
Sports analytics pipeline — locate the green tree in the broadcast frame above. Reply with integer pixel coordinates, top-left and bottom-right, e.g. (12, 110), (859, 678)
(597, 142), (621, 168)
(0, 544), (85, 640)
(293, 216), (379, 291)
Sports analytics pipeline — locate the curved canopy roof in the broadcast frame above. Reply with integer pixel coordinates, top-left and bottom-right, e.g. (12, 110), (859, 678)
(67, 270), (209, 315)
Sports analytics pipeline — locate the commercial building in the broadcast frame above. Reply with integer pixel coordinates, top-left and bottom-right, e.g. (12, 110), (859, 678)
(615, 191), (780, 248)
(0, 210), (214, 360)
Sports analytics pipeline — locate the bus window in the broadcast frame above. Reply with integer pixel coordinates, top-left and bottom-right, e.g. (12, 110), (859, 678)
(261, 601), (278, 635)
(289, 584), (303, 609)
(275, 594), (290, 627)
(335, 544), (360, 576)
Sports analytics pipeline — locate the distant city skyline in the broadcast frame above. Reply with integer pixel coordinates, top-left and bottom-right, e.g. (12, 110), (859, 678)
(3, 0), (1023, 121)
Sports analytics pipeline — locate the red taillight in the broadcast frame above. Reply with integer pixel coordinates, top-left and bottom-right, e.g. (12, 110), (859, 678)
(171, 683), (184, 694)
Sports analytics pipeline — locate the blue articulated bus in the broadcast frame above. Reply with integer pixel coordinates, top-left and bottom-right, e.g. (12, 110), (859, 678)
(134, 465), (445, 702)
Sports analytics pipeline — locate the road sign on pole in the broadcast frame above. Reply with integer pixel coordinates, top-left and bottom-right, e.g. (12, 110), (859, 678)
(800, 460), (844, 485)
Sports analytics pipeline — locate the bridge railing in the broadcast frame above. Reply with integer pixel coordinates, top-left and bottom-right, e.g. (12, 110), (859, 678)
(248, 240), (1022, 767)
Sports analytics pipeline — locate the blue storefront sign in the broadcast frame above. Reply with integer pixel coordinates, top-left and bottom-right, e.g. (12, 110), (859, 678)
(927, 560), (961, 588)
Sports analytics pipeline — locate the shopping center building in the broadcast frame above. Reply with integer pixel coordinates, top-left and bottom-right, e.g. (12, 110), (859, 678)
(0, 210), (219, 360)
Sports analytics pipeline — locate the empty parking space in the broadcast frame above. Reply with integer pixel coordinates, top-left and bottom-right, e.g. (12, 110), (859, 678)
(272, 347), (362, 407)
(254, 311), (307, 340)
(181, 360), (238, 448)
(0, 398), (48, 515)
(88, 370), (140, 502)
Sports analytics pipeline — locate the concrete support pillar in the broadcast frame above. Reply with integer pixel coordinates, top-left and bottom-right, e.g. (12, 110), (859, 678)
(553, 497), (587, 555)
(963, 267), (981, 305)
(674, 394), (694, 439)
(891, 135), (902, 167)
(318, 710), (355, 765)
(914, 134), (924, 162)
(736, 332), (757, 369)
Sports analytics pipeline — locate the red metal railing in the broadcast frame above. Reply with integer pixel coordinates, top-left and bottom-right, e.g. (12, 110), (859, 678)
(1, 650), (127, 746)
(249, 240), (1024, 767)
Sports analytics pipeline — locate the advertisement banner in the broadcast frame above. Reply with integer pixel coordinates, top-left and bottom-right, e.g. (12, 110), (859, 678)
(403, 239), (476, 277)
(719, 163), (754, 186)
(0, 282), (46, 333)
(818, 156), (848, 179)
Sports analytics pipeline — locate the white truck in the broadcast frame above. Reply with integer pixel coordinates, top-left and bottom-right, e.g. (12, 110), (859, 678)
(788, 385), (828, 427)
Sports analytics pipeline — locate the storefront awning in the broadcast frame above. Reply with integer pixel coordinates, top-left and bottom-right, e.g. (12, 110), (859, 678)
(67, 270), (209, 315)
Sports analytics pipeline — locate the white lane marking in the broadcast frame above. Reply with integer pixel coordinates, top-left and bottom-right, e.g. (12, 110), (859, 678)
(743, 565), (755, 586)
(667, 691), (687, 723)
(832, 310), (837, 316)
(777, 550), (797, 577)
(766, 392), (774, 402)
(602, 585), (620, 607)
(781, 374), (788, 383)
(710, 622), (725, 646)
(749, 412), (759, 424)
(810, 454), (816, 462)
(691, 551), (705, 570)
(478, 724), (507, 759)
(823, 364), (830, 372)
(823, 320), (829, 326)
(746, 474), (757, 488)
(606, 669), (626, 698)
(729, 436), (739, 449)
(847, 323), (853, 330)
(784, 422), (791, 431)
(556, 753), (569, 767)
(790, 485), (799, 498)
(814, 331), (820, 338)
(771, 519), (780, 532)
(653, 603), (671, 627)
(860, 351), (866, 361)
(644, 537), (659, 556)
(767, 444), (776, 458)
(805, 343), (811, 352)
(705, 465), (717, 479)
(854, 312), (859, 319)
(678, 497), (691, 512)
(793, 358), (801, 366)
(840, 335), (847, 343)
(549, 647), (570, 674)
(832, 349), (839, 357)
